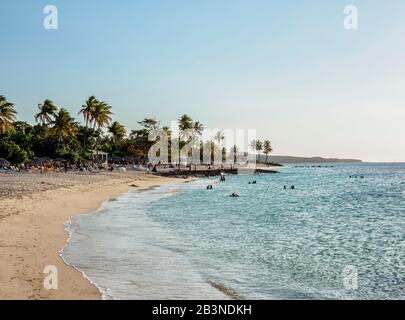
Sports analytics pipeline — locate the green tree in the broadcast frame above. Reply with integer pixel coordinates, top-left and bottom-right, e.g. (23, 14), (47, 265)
(231, 145), (239, 164)
(35, 99), (58, 126)
(177, 114), (194, 170)
(250, 139), (263, 162)
(108, 121), (126, 150)
(51, 108), (78, 152)
(256, 140), (263, 162)
(79, 96), (98, 152)
(91, 101), (113, 152)
(193, 121), (204, 135)
(214, 131), (225, 164)
(138, 118), (159, 130)
(0, 139), (29, 165)
(263, 140), (273, 163)
(0, 95), (17, 135)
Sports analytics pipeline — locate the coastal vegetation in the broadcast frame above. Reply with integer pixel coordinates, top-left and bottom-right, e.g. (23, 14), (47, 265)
(0, 95), (273, 166)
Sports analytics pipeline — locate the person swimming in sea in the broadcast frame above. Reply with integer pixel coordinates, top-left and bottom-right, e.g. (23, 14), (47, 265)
(207, 185), (213, 190)
(350, 175), (365, 179)
(230, 193), (240, 198)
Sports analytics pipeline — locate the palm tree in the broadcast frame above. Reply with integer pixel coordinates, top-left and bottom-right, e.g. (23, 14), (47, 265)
(138, 117), (159, 130)
(79, 96), (98, 152)
(92, 101), (113, 130)
(249, 139), (256, 165)
(162, 126), (172, 163)
(214, 130), (225, 148)
(250, 139), (263, 163)
(177, 114), (194, 170)
(214, 130), (225, 166)
(51, 108), (78, 151)
(35, 99), (57, 126)
(192, 121), (204, 164)
(193, 121), (204, 135)
(231, 145), (239, 164)
(108, 121), (126, 148)
(178, 114), (193, 132)
(92, 101), (113, 152)
(256, 140), (263, 162)
(263, 140), (273, 163)
(0, 96), (16, 134)
(13, 121), (30, 134)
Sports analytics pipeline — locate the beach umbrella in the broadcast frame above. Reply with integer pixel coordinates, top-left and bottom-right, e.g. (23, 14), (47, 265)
(110, 156), (124, 162)
(0, 158), (10, 166)
(30, 157), (52, 165)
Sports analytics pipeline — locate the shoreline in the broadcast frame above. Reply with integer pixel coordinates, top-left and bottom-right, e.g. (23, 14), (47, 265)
(0, 172), (184, 300)
(60, 178), (234, 301)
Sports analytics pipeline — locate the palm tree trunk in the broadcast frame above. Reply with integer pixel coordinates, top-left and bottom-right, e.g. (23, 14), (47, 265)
(92, 123), (97, 151)
(83, 119), (89, 153)
(56, 135), (61, 153)
(178, 137), (181, 171)
(95, 125), (100, 155)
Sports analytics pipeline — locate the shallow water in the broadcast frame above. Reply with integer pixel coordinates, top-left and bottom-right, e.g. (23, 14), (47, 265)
(62, 163), (405, 300)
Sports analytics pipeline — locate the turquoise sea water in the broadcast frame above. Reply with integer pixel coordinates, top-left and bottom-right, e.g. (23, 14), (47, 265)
(62, 163), (405, 300)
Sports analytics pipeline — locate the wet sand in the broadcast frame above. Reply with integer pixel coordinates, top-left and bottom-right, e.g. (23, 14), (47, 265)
(0, 172), (182, 300)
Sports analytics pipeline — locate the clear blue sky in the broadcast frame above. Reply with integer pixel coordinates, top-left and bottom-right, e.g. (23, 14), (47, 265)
(1, 0), (405, 161)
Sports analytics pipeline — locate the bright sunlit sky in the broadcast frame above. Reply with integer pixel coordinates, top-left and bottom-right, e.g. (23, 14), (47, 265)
(1, 0), (405, 162)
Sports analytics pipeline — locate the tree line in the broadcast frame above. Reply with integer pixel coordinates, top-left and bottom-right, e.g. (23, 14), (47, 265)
(0, 95), (273, 166)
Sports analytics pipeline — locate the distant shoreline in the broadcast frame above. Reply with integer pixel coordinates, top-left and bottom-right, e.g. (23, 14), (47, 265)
(262, 155), (362, 163)
(154, 167), (280, 178)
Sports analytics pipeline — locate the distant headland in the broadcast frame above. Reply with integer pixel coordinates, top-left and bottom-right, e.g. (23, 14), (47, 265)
(261, 155), (362, 164)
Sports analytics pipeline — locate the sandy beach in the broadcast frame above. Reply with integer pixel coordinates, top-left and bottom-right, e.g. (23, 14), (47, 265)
(0, 172), (182, 300)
